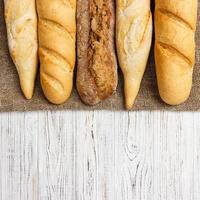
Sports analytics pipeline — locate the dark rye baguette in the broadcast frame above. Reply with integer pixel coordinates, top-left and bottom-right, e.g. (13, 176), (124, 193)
(76, 0), (118, 106)
(155, 0), (198, 105)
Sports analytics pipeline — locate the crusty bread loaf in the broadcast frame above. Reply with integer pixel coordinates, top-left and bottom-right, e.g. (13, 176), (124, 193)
(4, 0), (38, 99)
(116, 0), (152, 110)
(76, 0), (118, 105)
(155, 0), (198, 105)
(37, 0), (76, 104)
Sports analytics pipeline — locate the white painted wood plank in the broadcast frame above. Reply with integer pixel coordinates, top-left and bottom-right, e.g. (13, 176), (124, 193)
(114, 112), (153, 200)
(75, 111), (117, 200)
(38, 111), (76, 200)
(75, 111), (96, 200)
(0, 112), (38, 200)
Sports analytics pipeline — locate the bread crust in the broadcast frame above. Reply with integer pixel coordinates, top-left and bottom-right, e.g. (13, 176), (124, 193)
(37, 0), (76, 104)
(155, 0), (198, 105)
(76, 0), (118, 106)
(4, 0), (38, 99)
(116, 0), (153, 109)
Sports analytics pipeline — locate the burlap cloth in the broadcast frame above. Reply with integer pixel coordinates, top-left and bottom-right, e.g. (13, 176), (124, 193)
(0, 1), (199, 112)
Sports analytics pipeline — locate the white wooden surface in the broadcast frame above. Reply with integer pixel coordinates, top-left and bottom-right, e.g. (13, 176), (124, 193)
(0, 111), (200, 200)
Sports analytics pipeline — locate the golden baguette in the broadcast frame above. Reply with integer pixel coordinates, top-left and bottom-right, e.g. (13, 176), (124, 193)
(155, 0), (198, 105)
(37, 0), (76, 104)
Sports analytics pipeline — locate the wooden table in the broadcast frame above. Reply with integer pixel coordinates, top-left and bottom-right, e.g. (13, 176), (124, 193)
(0, 111), (200, 200)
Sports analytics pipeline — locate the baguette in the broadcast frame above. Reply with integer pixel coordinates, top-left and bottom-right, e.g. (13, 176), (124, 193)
(4, 0), (38, 99)
(155, 0), (198, 105)
(116, 0), (152, 110)
(37, 0), (76, 104)
(76, 0), (118, 105)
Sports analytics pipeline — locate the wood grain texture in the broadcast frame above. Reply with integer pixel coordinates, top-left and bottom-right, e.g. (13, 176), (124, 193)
(0, 112), (38, 200)
(0, 111), (200, 200)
